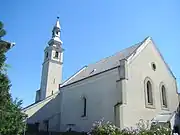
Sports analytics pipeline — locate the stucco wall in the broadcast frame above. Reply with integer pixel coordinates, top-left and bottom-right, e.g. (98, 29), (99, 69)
(60, 68), (122, 132)
(123, 40), (179, 128)
(46, 61), (62, 97)
(40, 45), (63, 100)
(23, 93), (62, 132)
(40, 61), (62, 100)
(40, 61), (49, 100)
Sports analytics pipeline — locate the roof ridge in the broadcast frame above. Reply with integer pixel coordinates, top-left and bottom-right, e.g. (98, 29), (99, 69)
(62, 37), (149, 86)
(87, 41), (143, 67)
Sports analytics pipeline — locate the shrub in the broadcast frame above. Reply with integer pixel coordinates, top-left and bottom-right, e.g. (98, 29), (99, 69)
(88, 119), (121, 135)
(89, 119), (171, 135)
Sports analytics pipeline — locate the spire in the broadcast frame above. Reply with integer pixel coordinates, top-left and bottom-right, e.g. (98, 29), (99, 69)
(52, 17), (61, 38)
(49, 17), (63, 45)
(54, 17), (61, 30)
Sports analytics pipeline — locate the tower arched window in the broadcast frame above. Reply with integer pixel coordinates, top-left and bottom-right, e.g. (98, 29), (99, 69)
(55, 51), (59, 58)
(144, 77), (155, 108)
(161, 85), (167, 108)
(46, 52), (48, 59)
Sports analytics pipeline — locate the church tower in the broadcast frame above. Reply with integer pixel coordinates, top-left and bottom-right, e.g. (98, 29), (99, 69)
(38, 17), (64, 101)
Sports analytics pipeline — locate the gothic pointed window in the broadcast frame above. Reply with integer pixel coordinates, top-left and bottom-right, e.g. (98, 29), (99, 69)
(147, 81), (153, 105)
(144, 77), (155, 108)
(161, 85), (167, 108)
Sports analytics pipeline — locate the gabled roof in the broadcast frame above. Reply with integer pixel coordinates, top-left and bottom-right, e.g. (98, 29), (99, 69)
(61, 36), (176, 87)
(61, 38), (147, 86)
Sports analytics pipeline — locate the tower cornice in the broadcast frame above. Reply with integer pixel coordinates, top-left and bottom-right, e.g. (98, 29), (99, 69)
(48, 39), (63, 46)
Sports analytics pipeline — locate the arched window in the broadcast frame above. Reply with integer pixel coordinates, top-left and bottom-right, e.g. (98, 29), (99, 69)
(161, 85), (167, 108)
(82, 97), (87, 117)
(146, 81), (153, 105)
(144, 77), (154, 108)
(55, 51), (59, 58)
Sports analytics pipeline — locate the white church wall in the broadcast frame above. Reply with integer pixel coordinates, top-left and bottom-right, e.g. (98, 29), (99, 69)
(123, 40), (179, 128)
(60, 68), (122, 132)
(23, 93), (62, 132)
(40, 61), (49, 100)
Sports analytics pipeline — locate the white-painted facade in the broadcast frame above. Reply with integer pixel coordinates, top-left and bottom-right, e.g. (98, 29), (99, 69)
(23, 19), (179, 133)
(60, 68), (121, 131)
(123, 39), (179, 128)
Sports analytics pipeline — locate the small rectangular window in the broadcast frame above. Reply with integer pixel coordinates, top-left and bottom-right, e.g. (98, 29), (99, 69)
(43, 120), (49, 132)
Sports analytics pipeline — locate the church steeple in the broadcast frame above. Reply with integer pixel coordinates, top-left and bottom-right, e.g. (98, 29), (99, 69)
(37, 17), (64, 101)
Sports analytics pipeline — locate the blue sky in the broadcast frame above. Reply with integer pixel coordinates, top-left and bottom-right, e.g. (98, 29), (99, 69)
(1, 0), (180, 107)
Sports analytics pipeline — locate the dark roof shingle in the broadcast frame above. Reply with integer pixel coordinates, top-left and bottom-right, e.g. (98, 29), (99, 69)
(62, 40), (144, 86)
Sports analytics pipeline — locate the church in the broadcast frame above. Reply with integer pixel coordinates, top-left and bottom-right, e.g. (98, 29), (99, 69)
(22, 18), (179, 132)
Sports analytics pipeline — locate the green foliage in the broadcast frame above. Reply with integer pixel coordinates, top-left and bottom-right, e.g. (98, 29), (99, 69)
(0, 21), (6, 38)
(89, 119), (121, 135)
(0, 21), (27, 135)
(89, 119), (171, 135)
(0, 44), (6, 71)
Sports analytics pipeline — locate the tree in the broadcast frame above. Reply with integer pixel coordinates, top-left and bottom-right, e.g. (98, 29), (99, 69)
(0, 21), (27, 135)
